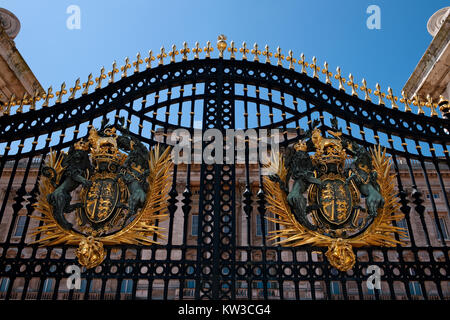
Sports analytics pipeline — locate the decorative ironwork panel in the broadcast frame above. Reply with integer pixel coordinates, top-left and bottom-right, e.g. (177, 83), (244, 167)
(0, 39), (449, 300)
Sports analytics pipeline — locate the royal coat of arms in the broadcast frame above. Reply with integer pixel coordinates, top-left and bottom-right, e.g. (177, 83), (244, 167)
(264, 119), (406, 271)
(33, 119), (172, 269)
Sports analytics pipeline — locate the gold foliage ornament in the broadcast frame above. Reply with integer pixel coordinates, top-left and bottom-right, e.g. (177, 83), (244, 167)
(263, 125), (406, 271)
(32, 125), (172, 269)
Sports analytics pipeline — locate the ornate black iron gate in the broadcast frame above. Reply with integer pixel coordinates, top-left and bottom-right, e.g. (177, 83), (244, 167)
(0, 39), (449, 300)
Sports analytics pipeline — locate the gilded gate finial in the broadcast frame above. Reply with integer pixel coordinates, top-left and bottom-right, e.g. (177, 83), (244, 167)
(169, 45), (179, 63)
(347, 73), (358, 96)
(262, 45), (272, 64)
(55, 82), (67, 104)
(180, 42), (190, 61)
(386, 87), (398, 110)
(42, 87), (53, 108)
(69, 78), (81, 100)
(82, 74), (94, 95)
(17, 93), (27, 113)
(412, 94), (424, 115)
(400, 90), (412, 112)
(228, 40), (237, 59)
(95, 67), (106, 90)
(145, 50), (155, 69)
(274, 47), (284, 66)
(310, 56), (320, 79)
(286, 50), (296, 70)
(4, 94), (15, 115)
(133, 53), (143, 72)
(360, 79), (372, 102)
(217, 35), (227, 58)
(426, 94), (438, 117)
(204, 41), (213, 58)
(251, 43), (261, 62)
(157, 47), (167, 65)
(322, 62), (332, 84)
(30, 90), (41, 111)
(374, 83), (385, 105)
(298, 53), (309, 74)
(192, 42), (202, 59)
(121, 57), (132, 78)
(334, 67), (346, 91)
(108, 61), (119, 83)
(240, 42), (249, 60)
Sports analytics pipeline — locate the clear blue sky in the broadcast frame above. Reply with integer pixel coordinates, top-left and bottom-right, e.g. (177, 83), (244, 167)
(3, 0), (447, 96)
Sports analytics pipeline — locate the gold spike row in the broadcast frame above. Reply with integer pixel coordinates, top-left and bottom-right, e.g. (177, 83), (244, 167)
(360, 79), (371, 102)
(145, 50), (155, 69)
(30, 89), (41, 111)
(251, 43), (261, 62)
(228, 40), (237, 59)
(386, 87), (398, 110)
(310, 56), (320, 79)
(169, 45), (179, 63)
(400, 90), (412, 112)
(42, 87), (54, 107)
(286, 50), (296, 70)
(240, 42), (249, 60)
(108, 61), (119, 84)
(262, 45), (272, 64)
(82, 74), (94, 95)
(374, 83), (385, 105)
(298, 53), (308, 74)
(180, 42), (190, 61)
(204, 41), (213, 58)
(322, 61), (332, 84)
(69, 78), (81, 100)
(347, 73), (358, 95)
(133, 53), (143, 73)
(426, 94), (438, 117)
(55, 82), (67, 104)
(95, 67), (106, 90)
(17, 92), (28, 113)
(335, 67), (346, 91)
(274, 47), (284, 66)
(192, 42), (202, 59)
(157, 47), (167, 65)
(412, 93), (424, 115)
(120, 57), (131, 78)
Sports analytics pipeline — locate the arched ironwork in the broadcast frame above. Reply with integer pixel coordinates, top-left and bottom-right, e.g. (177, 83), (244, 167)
(0, 37), (449, 300)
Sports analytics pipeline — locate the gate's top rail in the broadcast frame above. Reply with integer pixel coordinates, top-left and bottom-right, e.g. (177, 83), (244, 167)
(0, 36), (449, 161)
(1, 35), (449, 119)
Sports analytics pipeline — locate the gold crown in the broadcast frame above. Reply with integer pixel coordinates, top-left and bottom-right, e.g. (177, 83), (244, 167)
(310, 128), (347, 165)
(88, 128), (126, 166)
(74, 140), (90, 151)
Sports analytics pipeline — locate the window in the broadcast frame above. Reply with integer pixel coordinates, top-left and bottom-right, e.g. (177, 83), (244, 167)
(436, 218), (449, 241)
(256, 215), (268, 236)
(330, 281), (341, 295)
(0, 278), (10, 292)
(121, 279), (133, 294)
(191, 215), (198, 236)
(43, 279), (53, 293)
(408, 282), (422, 296)
(13, 216), (27, 238)
(426, 193), (440, 199)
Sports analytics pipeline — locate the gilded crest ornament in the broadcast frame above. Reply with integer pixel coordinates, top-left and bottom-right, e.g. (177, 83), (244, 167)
(264, 119), (406, 271)
(32, 118), (172, 269)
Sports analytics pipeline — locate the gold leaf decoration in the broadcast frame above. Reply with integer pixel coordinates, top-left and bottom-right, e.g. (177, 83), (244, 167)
(263, 144), (406, 271)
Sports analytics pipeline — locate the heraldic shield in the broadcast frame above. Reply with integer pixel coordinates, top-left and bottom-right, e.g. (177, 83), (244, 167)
(32, 118), (172, 269)
(264, 119), (407, 271)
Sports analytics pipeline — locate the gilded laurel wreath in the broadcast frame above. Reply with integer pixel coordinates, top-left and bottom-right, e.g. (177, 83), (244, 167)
(263, 144), (407, 271)
(32, 144), (172, 269)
